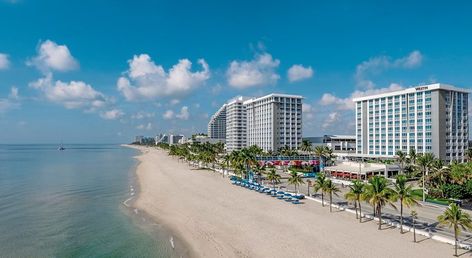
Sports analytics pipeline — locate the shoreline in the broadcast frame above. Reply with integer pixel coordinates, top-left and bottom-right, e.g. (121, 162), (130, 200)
(122, 145), (194, 258)
(126, 144), (456, 258)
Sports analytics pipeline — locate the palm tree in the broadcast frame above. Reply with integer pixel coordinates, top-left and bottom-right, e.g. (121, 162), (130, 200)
(408, 148), (417, 165)
(323, 146), (335, 166)
(313, 146), (326, 171)
(417, 153), (435, 202)
(363, 176), (397, 230)
(313, 173), (327, 206)
(324, 179), (340, 212)
(288, 171), (305, 193)
(266, 168), (281, 189)
(300, 139), (312, 153)
(465, 148), (472, 162)
(393, 175), (420, 233)
(395, 150), (407, 174)
(411, 210), (418, 243)
(345, 180), (365, 221)
(438, 203), (472, 256)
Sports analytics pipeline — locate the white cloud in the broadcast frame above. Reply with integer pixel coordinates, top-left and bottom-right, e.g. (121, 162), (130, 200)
(29, 73), (106, 110)
(136, 122), (152, 130)
(226, 53), (280, 89)
(131, 111), (155, 120)
(355, 50), (422, 89)
(322, 112), (340, 130)
(0, 87), (20, 113)
(176, 106), (190, 120)
(287, 64), (313, 82)
(100, 109), (124, 120)
(117, 54), (210, 101)
(0, 53), (10, 70)
(319, 83), (403, 111)
(27, 40), (79, 73)
(170, 99), (180, 105)
(163, 110), (174, 120)
(8, 87), (19, 99)
(302, 103), (314, 120)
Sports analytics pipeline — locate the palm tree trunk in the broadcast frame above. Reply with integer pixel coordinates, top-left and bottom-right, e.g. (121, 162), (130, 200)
(422, 167), (426, 202)
(321, 192), (324, 207)
(329, 192), (332, 212)
(354, 201), (358, 219)
(413, 218), (416, 242)
(400, 200), (403, 233)
(358, 200), (362, 223)
(455, 227), (458, 256)
(378, 205), (382, 230)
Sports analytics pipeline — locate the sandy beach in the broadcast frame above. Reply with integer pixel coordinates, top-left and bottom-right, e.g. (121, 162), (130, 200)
(130, 145), (455, 258)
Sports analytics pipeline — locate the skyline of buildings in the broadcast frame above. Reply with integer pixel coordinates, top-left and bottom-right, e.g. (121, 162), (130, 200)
(138, 83), (470, 163)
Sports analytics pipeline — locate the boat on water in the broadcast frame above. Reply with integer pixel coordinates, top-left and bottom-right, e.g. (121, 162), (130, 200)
(58, 143), (65, 151)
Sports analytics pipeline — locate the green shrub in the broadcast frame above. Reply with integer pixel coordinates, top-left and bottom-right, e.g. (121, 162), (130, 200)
(441, 184), (467, 199)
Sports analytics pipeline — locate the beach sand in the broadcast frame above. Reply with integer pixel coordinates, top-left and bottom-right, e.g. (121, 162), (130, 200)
(130, 145), (454, 258)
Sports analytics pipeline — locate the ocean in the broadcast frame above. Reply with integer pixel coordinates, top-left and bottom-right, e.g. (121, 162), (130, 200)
(0, 144), (176, 257)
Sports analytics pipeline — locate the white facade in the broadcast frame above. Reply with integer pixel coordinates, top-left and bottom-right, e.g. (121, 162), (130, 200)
(244, 94), (303, 152)
(354, 83), (469, 162)
(169, 134), (184, 145)
(207, 104), (226, 139)
(225, 97), (248, 152)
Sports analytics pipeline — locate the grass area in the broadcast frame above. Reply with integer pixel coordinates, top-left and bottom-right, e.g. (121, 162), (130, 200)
(411, 189), (450, 206)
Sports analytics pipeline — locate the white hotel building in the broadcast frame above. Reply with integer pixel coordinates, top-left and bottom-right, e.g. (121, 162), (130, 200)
(354, 83), (469, 163)
(207, 104), (227, 140)
(244, 94), (303, 152)
(209, 93), (303, 152)
(225, 96), (248, 152)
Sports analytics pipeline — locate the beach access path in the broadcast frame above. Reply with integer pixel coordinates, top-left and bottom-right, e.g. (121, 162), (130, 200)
(130, 145), (455, 258)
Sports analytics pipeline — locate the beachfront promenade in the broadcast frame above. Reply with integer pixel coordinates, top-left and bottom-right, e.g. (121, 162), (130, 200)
(277, 176), (472, 248)
(210, 165), (472, 250)
(129, 145), (466, 257)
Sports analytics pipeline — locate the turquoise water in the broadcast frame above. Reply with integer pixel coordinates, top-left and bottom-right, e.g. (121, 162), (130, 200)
(0, 144), (174, 257)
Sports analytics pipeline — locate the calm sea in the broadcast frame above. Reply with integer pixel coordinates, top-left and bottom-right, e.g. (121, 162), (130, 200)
(0, 144), (176, 257)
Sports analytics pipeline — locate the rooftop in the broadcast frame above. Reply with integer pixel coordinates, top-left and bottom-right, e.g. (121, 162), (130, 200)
(353, 83), (470, 102)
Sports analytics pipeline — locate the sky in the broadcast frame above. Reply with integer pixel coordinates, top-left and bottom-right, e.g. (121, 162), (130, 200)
(0, 0), (471, 144)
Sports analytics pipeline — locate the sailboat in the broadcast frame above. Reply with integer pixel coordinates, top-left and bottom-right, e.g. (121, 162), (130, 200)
(58, 142), (65, 151)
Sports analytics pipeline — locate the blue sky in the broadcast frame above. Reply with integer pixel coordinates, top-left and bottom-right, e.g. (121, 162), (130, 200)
(0, 0), (471, 143)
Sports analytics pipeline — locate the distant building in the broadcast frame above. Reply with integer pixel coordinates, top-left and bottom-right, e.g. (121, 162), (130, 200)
(135, 136), (144, 144)
(208, 104), (227, 140)
(244, 93), (303, 152)
(189, 135), (224, 144)
(304, 135), (356, 156)
(225, 96), (248, 152)
(323, 135), (356, 153)
(155, 134), (169, 144)
(354, 83), (469, 163)
(169, 135), (184, 145)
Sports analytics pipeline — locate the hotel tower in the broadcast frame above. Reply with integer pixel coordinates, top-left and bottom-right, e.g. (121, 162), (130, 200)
(353, 83), (469, 163)
(208, 93), (303, 152)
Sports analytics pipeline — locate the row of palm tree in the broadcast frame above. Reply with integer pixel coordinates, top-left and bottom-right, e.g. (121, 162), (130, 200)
(314, 173), (419, 232)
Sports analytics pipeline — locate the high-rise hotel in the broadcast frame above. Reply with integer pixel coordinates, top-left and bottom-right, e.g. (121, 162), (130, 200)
(225, 96), (248, 152)
(208, 93), (303, 152)
(354, 83), (469, 162)
(244, 94), (303, 151)
(207, 104), (227, 140)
